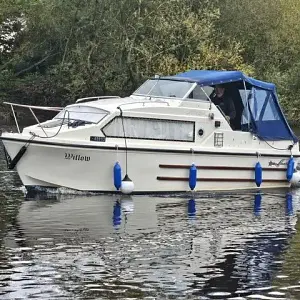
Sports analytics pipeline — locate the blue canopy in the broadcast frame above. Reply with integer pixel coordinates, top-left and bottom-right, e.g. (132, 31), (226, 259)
(165, 70), (276, 90)
(164, 70), (298, 143)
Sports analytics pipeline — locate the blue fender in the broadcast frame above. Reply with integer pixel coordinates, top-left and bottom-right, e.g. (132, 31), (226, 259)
(255, 162), (262, 187)
(286, 157), (294, 182)
(113, 162), (122, 190)
(189, 164), (197, 190)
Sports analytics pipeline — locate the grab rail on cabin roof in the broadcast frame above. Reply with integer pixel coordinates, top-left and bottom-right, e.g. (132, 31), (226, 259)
(3, 101), (63, 135)
(75, 96), (120, 103)
(116, 100), (170, 109)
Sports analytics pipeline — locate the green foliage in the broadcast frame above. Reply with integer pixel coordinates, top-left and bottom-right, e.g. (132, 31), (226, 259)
(0, 0), (300, 122)
(216, 0), (300, 121)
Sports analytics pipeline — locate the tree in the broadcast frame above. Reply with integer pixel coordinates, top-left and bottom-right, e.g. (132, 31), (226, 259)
(216, 0), (300, 122)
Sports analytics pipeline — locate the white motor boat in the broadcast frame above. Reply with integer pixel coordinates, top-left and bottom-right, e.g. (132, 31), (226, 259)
(1, 70), (300, 194)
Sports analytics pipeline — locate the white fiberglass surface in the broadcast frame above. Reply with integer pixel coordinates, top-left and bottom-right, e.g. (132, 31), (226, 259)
(133, 79), (194, 98)
(54, 105), (108, 123)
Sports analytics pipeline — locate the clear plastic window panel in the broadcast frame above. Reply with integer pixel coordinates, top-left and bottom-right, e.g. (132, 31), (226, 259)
(261, 94), (280, 121)
(189, 85), (213, 100)
(133, 79), (194, 98)
(249, 89), (265, 121)
(240, 88), (280, 124)
(243, 88), (280, 122)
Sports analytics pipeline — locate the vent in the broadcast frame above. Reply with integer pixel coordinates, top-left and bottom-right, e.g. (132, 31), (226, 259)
(214, 132), (224, 147)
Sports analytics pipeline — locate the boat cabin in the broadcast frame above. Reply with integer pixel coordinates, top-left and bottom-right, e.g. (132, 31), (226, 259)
(7, 70), (298, 150)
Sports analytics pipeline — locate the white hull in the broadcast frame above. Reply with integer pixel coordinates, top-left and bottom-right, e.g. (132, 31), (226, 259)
(2, 71), (300, 193)
(1, 137), (294, 193)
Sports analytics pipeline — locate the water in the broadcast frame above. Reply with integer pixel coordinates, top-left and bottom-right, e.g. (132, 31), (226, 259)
(2, 149), (300, 299)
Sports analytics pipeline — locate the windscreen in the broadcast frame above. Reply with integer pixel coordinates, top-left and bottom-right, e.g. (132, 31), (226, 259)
(133, 79), (194, 98)
(54, 105), (108, 123)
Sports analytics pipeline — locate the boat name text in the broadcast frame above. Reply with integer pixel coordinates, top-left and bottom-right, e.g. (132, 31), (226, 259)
(268, 159), (288, 167)
(65, 153), (90, 161)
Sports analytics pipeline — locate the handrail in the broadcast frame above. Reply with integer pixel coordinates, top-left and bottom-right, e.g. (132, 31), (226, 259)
(3, 101), (63, 134)
(117, 100), (170, 109)
(75, 96), (120, 103)
(3, 102), (63, 111)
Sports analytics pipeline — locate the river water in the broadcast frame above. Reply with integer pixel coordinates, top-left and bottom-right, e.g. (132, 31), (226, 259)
(2, 146), (300, 299)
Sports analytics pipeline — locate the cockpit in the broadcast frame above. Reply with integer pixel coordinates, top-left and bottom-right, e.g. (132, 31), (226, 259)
(132, 73), (297, 143)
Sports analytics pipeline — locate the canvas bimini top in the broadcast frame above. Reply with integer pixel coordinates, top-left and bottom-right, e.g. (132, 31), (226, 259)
(164, 70), (298, 144)
(169, 70), (275, 90)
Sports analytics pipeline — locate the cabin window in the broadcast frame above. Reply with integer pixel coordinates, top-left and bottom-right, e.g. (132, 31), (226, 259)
(102, 117), (195, 142)
(54, 105), (108, 124)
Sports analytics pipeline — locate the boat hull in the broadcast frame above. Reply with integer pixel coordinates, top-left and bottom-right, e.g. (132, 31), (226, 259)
(1, 137), (294, 193)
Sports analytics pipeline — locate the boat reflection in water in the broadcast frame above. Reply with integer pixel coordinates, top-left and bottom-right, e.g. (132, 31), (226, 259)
(253, 192), (262, 216)
(188, 198), (196, 219)
(2, 189), (299, 299)
(286, 192), (293, 216)
(112, 195), (134, 229)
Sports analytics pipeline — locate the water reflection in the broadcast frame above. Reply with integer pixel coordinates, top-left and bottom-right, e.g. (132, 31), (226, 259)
(286, 192), (293, 216)
(111, 196), (135, 229)
(254, 192), (262, 216)
(187, 198), (196, 219)
(112, 200), (122, 228)
(1, 174), (300, 298)
(121, 195), (134, 214)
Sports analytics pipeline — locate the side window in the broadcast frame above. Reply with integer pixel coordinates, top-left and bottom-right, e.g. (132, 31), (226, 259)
(239, 88), (281, 128)
(102, 117), (195, 142)
(189, 85), (213, 100)
(239, 89), (249, 126)
(261, 94), (280, 121)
